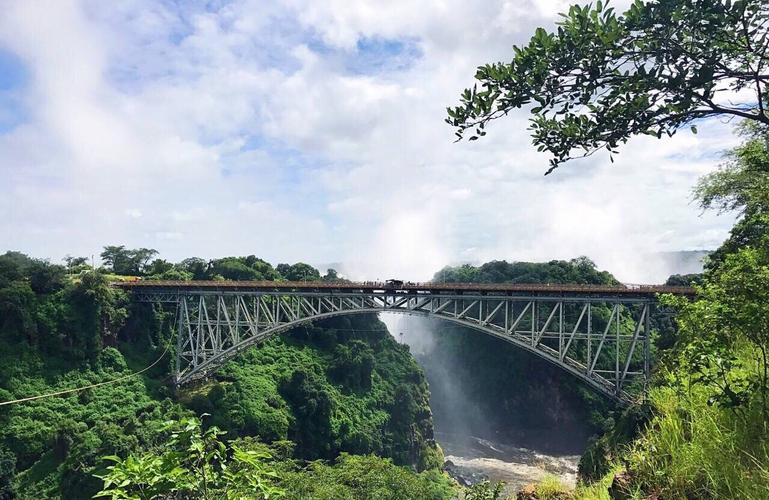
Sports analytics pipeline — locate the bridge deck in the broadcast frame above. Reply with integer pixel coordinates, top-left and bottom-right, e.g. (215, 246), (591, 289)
(114, 279), (695, 297)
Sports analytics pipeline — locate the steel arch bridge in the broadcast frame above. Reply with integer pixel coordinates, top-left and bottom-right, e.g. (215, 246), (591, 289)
(116, 280), (694, 404)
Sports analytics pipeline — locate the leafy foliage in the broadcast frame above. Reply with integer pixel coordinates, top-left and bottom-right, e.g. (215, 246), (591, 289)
(460, 480), (505, 500)
(186, 314), (440, 468)
(663, 247), (769, 415)
(434, 257), (617, 285)
(100, 247), (158, 276)
(280, 453), (455, 500)
(275, 263), (321, 282)
(0, 254), (129, 359)
(663, 124), (769, 415)
(447, 0), (769, 173)
(95, 417), (283, 500)
(208, 256), (281, 281)
(696, 123), (769, 270)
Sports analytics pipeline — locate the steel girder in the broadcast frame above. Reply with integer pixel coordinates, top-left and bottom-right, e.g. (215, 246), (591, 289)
(133, 290), (653, 404)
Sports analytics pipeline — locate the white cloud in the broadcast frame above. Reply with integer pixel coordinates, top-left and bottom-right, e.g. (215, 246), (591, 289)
(0, 0), (739, 282)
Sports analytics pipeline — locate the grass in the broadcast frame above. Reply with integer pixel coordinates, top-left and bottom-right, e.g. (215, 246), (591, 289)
(572, 464), (624, 500)
(570, 343), (769, 499)
(534, 474), (573, 499)
(623, 381), (769, 499)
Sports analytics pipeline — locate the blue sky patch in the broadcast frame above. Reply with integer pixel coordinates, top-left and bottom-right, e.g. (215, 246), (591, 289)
(0, 48), (27, 91)
(346, 36), (421, 74)
(306, 34), (422, 76)
(0, 48), (28, 132)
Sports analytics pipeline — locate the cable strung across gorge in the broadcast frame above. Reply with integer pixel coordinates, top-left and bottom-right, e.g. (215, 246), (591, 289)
(0, 344), (169, 407)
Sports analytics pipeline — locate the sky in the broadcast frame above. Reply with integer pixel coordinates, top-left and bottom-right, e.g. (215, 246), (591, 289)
(0, 0), (740, 283)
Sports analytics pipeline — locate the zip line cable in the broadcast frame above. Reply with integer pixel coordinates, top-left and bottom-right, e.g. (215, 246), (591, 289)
(0, 308), (177, 408)
(0, 317), (470, 407)
(0, 344), (170, 407)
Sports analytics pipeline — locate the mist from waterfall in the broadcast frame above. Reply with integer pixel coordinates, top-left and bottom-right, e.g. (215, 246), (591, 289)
(381, 314), (489, 440)
(379, 312), (595, 454)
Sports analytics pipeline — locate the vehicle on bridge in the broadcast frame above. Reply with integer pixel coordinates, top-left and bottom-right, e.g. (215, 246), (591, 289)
(385, 279), (404, 288)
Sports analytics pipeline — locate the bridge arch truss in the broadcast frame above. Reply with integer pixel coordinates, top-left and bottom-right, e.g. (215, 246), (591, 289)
(133, 287), (653, 403)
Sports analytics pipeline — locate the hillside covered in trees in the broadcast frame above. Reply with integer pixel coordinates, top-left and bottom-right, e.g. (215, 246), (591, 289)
(0, 252), (446, 499)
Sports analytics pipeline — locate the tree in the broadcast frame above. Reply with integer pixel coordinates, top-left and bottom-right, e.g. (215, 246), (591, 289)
(100, 246), (129, 274)
(447, 0), (769, 173)
(145, 258), (173, 276)
(329, 340), (375, 391)
(95, 417), (283, 500)
(209, 258), (260, 281)
(279, 263), (321, 282)
(432, 258), (616, 285)
(64, 255), (89, 272)
(178, 257), (211, 280)
(0, 251), (31, 287)
(65, 271), (128, 357)
(100, 246), (158, 275)
(279, 370), (334, 459)
(0, 446), (15, 500)
(695, 123), (769, 269)
(662, 124), (769, 416)
(0, 281), (36, 341)
(27, 260), (66, 294)
(129, 248), (159, 275)
(275, 263), (291, 278)
(662, 246), (769, 418)
(321, 268), (348, 283)
(665, 273), (702, 287)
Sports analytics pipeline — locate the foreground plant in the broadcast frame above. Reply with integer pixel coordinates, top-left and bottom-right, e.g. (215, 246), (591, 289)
(94, 417), (283, 499)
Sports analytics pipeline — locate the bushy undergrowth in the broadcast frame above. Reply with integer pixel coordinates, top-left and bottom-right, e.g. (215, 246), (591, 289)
(566, 124), (769, 500)
(95, 416), (456, 500)
(280, 453), (454, 499)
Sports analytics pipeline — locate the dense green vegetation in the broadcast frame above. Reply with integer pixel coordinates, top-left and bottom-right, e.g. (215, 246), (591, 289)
(95, 416), (454, 500)
(181, 315), (441, 469)
(0, 253), (443, 499)
(572, 126), (769, 498)
(610, 124), (769, 498)
(434, 257), (617, 286)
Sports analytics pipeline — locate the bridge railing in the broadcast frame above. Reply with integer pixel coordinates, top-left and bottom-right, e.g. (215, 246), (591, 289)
(114, 279), (696, 296)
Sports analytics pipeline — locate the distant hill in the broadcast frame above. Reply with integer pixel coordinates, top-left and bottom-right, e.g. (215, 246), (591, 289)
(316, 251), (711, 286)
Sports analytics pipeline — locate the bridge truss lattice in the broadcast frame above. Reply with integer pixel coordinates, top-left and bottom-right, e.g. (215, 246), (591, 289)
(131, 286), (654, 403)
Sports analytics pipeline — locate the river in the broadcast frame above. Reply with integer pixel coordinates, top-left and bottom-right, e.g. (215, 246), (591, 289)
(437, 431), (580, 494)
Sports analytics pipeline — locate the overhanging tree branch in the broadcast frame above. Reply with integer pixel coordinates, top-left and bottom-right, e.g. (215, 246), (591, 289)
(447, 0), (769, 173)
